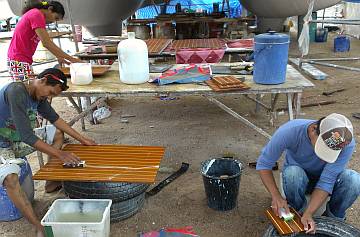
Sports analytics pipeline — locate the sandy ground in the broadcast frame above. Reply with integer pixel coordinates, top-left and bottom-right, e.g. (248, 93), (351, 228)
(0, 33), (360, 237)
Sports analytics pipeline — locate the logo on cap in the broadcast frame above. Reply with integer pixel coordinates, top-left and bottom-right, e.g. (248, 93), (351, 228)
(322, 128), (351, 151)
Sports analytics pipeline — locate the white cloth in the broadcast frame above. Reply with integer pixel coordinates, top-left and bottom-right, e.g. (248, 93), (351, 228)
(298, 0), (315, 57)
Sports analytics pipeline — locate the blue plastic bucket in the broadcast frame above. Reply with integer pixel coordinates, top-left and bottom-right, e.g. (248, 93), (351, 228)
(0, 158), (34, 221)
(253, 31), (290, 85)
(334, 36), (350, 52)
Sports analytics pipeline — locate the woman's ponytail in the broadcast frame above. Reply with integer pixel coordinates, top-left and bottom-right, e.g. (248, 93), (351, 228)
(22, 1), (65, 18)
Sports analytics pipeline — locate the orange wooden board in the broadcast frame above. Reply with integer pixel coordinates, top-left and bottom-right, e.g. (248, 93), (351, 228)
(206, 79), (250, 92)
(33, 144), (165, 183)
(171, 38), (225, 50)
(145, 39), (172, 54)
(265, 207), (305, 235)
(60, 66), (111, 77)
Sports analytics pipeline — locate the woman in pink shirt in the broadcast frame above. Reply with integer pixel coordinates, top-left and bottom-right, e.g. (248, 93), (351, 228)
(7, 1), (81, 81)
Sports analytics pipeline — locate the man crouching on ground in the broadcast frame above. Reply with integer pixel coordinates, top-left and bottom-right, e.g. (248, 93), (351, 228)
(0, 68), (96, 236)
(256, 113), (360, 234)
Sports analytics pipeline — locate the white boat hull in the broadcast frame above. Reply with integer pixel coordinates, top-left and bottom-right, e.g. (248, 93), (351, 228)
(240, 0), (342, 18)
(6, 0), (145, 36)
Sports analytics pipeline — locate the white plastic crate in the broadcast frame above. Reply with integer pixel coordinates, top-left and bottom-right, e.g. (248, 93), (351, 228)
(41, 199), (112, 237)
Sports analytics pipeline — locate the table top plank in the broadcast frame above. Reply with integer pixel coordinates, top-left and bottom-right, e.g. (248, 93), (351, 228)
(62, 63), (314, 97)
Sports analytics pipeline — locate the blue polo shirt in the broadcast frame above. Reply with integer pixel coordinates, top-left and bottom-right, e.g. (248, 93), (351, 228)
(256, 119), (355, 194)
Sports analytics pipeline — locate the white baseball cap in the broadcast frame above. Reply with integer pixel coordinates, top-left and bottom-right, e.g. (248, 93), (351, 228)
(314, 113), (353, 163)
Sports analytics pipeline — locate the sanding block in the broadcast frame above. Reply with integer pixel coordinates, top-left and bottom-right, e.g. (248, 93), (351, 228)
(265, 207), (304, 235)
(62, 161), (85, 168)
(280, 208), (294, 221)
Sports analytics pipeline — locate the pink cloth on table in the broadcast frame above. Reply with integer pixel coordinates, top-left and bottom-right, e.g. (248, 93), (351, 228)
(226, 39), (254, 49)
(176, 48), (225, 64)
(7, 9), (46, 64)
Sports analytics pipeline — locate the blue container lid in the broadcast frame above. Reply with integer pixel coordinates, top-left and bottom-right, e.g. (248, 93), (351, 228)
(255, 31), (290, 44)
(335, 35), (349, 40)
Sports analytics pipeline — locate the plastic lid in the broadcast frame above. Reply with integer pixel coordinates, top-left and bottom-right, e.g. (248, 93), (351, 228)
(255, 32), (290, 44)
(128, 32), (136, 39)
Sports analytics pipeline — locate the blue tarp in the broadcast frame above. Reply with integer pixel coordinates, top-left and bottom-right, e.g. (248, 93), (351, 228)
(136, 0), (242, 19)
(344, 0), (360, 2)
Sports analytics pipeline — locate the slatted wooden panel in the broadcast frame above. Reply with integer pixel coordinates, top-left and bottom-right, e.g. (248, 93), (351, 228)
(265, 207), (305, 235)
(206, 78), (250, 92)
(145, 39), (172, 54)
(33, 144), (165, 183)
(171, 38), (225, 50)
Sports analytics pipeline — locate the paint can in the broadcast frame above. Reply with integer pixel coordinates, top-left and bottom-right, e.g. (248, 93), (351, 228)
(200, 158), (243, 211)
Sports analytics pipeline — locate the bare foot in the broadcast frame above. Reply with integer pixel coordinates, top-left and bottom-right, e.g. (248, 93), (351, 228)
(36, 230), (45, 237)
(36, 227), (45, 237)
(45, 181), (62, 193)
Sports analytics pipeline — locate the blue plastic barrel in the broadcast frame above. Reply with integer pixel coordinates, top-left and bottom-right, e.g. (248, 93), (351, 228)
(0, 158), (34, 221)
(253, 32), (290, 85)
(334, 35), (350, 52)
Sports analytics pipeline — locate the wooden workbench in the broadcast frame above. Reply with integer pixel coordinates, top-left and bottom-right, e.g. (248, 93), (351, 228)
(62, 62), (314, 139)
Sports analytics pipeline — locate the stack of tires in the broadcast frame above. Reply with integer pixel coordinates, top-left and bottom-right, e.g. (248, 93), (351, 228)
(63, 181), (149, 222)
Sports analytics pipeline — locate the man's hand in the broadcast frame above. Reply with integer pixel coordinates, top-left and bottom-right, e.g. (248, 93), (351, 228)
(57, 150), (81, 165)
(301, 212), (316, 234)
(80, 137), (97, 146)
(271, 195), (290, 217)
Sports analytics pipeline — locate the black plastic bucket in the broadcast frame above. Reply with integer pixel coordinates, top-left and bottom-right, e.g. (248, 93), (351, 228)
(200, 158), (243, 211)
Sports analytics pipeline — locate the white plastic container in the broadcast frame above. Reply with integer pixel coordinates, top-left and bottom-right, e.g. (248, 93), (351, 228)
(117, 32), (149, 84)
(70, 63), (93, 85)
(41, 199), (112, 237)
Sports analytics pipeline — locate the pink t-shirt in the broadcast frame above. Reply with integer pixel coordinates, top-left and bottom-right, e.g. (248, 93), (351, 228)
(7, 9), (46, 64)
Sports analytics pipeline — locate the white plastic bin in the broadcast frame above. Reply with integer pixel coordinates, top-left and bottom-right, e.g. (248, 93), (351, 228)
(41, 199), (112, 237)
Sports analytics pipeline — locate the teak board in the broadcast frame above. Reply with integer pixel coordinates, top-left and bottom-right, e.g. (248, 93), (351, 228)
(206, 78), (250, 92)
(60, 66), (111, 77)
(171, 38), (225, 50)
(265, 207), (305, 235)
(145, 39), (172, 54)
(33, 144), (165, 183)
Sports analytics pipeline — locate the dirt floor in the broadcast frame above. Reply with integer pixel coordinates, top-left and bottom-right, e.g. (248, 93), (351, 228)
(0, 32), (360, 237)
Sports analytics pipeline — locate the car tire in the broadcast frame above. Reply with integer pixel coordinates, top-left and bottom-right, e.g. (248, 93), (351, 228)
(110, 193), (145, 222)
(63, 181), (149, 202)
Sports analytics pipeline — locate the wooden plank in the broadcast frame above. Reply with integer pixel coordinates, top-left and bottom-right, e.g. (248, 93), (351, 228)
(33, 144), (165, 183)
(145, 39), (172, 54)
(59, 66), (111, 77)
(171, 39), (226, 50)
(265, 207), (304, 235)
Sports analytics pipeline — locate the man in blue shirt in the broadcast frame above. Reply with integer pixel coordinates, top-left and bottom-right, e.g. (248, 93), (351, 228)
(256, 113), (360, 234)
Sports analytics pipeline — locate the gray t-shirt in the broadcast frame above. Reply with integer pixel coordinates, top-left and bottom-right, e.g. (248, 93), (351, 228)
(0, 82), (59, 146)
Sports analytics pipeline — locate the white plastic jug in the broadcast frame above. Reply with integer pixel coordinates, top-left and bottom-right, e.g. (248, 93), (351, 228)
(70, 63), (93, 85)
(117, 32), (149, 84)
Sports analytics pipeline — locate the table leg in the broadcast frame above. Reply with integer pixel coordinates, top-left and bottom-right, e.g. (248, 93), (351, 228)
(207, 97), (271, 140)
(67, 96), (81, 113)
(287, 93), (294, 120)
(294, 92), (302, 119)
(85, 97), (95, 125)
(269, 93), (279, 126)
(77, 97), (86, 131)
(37, 151), (44, 168)
(255, 94), (261, 114)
